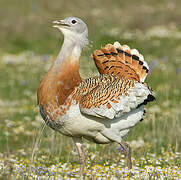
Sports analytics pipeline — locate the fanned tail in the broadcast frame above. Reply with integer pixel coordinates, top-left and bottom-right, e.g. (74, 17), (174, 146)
(92, 42), (149, 82)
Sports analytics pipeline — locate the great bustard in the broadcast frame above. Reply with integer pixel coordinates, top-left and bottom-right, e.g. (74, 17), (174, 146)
(37, 17), (155, 175)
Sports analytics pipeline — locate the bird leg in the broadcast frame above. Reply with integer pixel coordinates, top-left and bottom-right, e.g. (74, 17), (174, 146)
(100, 130), (132, 169)
(73, 137), (86, 178)
(120, 141), (132, 169)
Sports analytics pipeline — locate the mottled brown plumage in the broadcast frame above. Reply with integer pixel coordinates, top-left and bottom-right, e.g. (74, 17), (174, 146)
(73, 74), (135, 110)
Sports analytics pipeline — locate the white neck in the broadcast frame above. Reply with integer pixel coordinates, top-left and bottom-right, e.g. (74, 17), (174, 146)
(55, 37), (82, 65)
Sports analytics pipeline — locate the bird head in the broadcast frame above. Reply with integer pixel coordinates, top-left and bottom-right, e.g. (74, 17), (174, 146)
(53, 17), (88, 48)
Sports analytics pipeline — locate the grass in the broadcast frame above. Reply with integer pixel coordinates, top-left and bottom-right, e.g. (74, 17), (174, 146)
(0, 0), (181, 179)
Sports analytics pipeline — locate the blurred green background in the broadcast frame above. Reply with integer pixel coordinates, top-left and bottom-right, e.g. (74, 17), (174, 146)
(0, 0), (180, 178)
(1, 0), (181, 54)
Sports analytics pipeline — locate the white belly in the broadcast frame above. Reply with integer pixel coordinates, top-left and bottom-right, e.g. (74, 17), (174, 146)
(56, 103), (144, 144)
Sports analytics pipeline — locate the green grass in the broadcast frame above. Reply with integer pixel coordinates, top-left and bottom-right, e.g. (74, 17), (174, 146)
(0, 0), (181, 179)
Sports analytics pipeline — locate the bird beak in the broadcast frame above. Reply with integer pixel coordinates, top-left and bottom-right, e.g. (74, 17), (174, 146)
(52, 20), (70, 28)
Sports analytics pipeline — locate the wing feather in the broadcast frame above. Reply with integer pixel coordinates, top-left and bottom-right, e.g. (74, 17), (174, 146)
(92, 42), (149, 82)
(76, 74), (153, 119)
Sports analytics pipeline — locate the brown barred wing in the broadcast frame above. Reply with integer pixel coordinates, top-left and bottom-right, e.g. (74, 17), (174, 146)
(79, 74), (152, 119)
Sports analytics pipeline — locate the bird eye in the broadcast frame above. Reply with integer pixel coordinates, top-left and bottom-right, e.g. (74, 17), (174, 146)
(71, 20), (77, 24)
